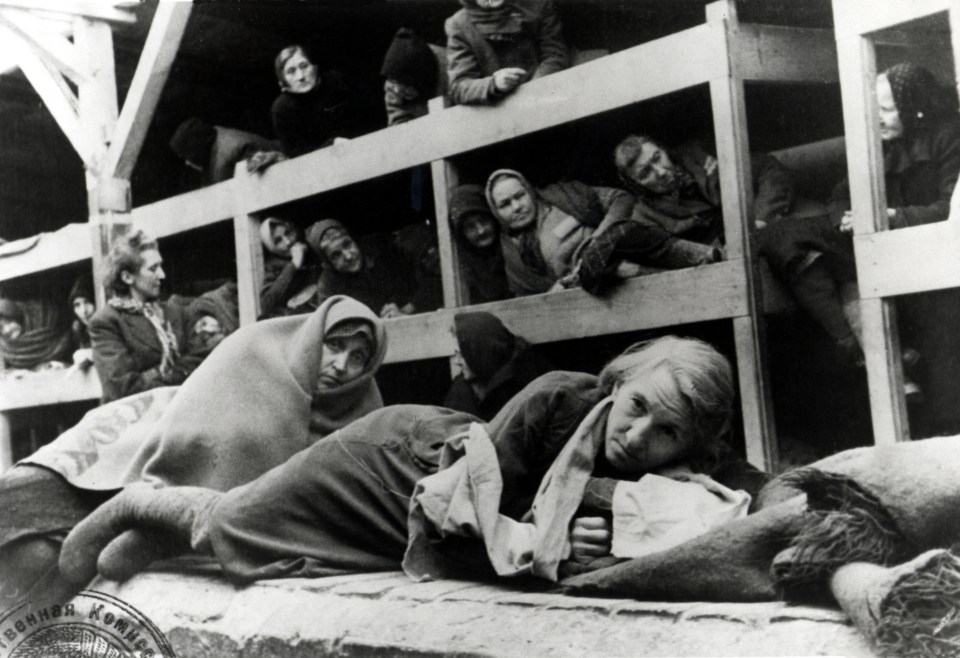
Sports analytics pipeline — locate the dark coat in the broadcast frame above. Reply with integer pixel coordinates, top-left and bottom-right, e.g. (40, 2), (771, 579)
(207, 371), (769, 583)
(259, 252), (321, 319)
(271, 70), (353, 157)
(208, 126), (279, 183)
(445, 0), (569, 105)
(89, 299), (197, 403)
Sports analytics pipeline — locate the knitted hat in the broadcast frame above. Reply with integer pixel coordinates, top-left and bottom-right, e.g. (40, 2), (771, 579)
(454, 311), (516, 382)
(449, 184), (494, 236)
(882, 63), (944, 132)
(169, 118), (216, 168)
(305, 218), (350, 259)
(68, 273), (94, 305)
(380, 28), (439, 99)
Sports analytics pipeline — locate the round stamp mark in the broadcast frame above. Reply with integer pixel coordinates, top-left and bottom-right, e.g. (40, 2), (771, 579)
(0, 590), (173, 658)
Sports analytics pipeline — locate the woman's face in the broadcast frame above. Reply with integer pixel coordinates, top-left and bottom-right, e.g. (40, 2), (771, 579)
(491, 177), (537, 232)
(192, 315), (225, 351)
(316, 333), (371, 389)
(122, 249), (165, 303)
(270, 222), (299, 257)
(462, 213), (497, 249)
(281, 50), (318, 94)
(0, 317), (22, 341)
(604, 366), (694, 473)
(72, 296), (96, 326)
(321, 233), (364, 274)
(876, 74), (904, 142)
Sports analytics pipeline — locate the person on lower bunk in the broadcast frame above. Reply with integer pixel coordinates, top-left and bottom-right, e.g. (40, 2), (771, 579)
(0, 296), (387, 611)
(0, 297), (72, 373)
(259, 216), (321, 319)
(67, 273), (96, 371)
(485, 169), (720, 296)
(58, 336), (767, 588)
(448, 183), (512, 303)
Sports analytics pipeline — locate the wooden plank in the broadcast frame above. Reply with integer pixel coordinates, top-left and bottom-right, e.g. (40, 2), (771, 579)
(708, 0), (778, 473)
(855, 222), (960, 297)
(832, 0), (951, 39)
(5, 26), (86, 162)
(233, 212), (264, 326)
(0, 368), (101, 412)
(237, 23), (725, 214)
(428, 98), (467, 310)
(0, 9), (87, 84)
(732, 24), (838, 82)
(0, 413), (10, 473)
(75, 17), (117, 185)
(0, 0), (135, 24)
(103, 1), (193, 180)
(952, 6), (960, 104)
(383, 261), (748, 363)
(130, 179), (238, 237)
(836, 35), (909, 442)
(0, 224), (91, 281)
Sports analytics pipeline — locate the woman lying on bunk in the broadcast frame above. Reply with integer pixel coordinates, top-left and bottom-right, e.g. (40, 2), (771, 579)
(60, 336), (769, 589)
(0, 295), (386, 610)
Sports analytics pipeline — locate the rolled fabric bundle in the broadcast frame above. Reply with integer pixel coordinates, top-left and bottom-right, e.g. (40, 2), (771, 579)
(560, 496), (806, 602)
(830, 548), (960, 658)
(767, 436), (960, 591)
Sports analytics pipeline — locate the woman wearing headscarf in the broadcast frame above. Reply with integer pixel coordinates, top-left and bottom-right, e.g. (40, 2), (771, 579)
(445, 0), (569, 105)
(0, 295), (387, 610)
(449, 183), (512, 303)
(0, 297), (71, 371)
(759, 62), (960, 434)
(271, 45), (355, 158)
(443, 311), (553, 420)
(67, 274), (95, 370)
(259, 216), (320, 319)
(62, 336), (768, 587)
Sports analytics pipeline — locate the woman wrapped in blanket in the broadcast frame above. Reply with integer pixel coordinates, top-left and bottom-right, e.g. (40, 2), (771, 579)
(0, 295), (386, 610)
(61, 336), (769, 587)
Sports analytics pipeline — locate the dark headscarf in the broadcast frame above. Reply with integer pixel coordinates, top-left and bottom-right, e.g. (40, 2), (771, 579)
(450, 184), (497, 248)
(68, 274), (94, 306)
(883, 63), (953, 134)
(455, 311), (517, 382)
(169, 117), (216, 168)
(380, 28), (439, 99)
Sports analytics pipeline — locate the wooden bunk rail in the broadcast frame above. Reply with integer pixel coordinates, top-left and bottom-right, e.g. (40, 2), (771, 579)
(0, 224), (91, 281)
(382, 260), (749, 364)
(0, 368), (100, 411)
(833, 0), (952, 38)
(130, 178), (238, 238)
(855, 221), (960, 298)
(731, 24), (837, 82)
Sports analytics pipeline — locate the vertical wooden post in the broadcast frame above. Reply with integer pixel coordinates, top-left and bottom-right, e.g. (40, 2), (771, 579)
(233, 166), (264, 326)
(835, 34), (909, 444)
(707, 0), (779, 472)
(0, 412), (11, 473)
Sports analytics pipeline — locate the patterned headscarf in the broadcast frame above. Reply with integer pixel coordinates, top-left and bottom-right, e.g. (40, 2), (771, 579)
(882, 63), (950, 133)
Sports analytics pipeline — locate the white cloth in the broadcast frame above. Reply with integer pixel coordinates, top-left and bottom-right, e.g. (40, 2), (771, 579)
(611, 470), (751, 559)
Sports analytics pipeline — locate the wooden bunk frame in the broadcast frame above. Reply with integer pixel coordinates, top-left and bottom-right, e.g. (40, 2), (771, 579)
(832, 0), (960, 444)
(0, 0), (843, 472)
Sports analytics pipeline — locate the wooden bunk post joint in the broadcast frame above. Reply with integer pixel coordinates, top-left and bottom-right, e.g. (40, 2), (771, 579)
(96, 177), (131, 213)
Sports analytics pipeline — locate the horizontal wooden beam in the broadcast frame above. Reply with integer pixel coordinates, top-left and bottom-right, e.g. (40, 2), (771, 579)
(104, 1), (193, 180)
(0, 9), (87, 84)
(855, 221), (960, 298)
(732, 25), (837, 82)
(0, 224), (91, 282)
(130, 179), (238, 237)
(832, 0), (951, 39)
(237, 22), (726, 214)
(0, 367), (100, 411)
(383, 260), (749, 363)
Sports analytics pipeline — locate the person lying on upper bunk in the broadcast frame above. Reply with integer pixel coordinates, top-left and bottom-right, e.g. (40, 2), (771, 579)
(443, 310), (553, 421)
(485, 169), (720, 296)
(271, 44), (356, 158)
(89, 231), (202, 404)
(381, 27), (449, 126)
(0, 297), (72, 375)
(305, 218), (420, 318)
(67, 273), (96, 372)
(614, 134), (797, 244)
(449, 183), (512, 303)
(259, 216), (321, 319)
(445, 0), (569, 106)
(59, 335), (769, 589)
(759, 62), (960, 436)
(169, 117), (285, 184)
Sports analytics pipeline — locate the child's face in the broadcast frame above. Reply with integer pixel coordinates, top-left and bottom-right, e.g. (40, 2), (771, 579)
(73, 296), (96, 326)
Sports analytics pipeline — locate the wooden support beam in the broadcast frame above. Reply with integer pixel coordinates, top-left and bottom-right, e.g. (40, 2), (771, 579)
(0, 413), (10, 473)
(0, 0), (135, 24)
(833, 0), (951, 39)
(0, 368), (101, 412)
(0, 9), (87, 84)
(232, 162), (264, 326)
(707, 0), (778, 472)
(428, 98), (467, 310)
(384, 261), (749, 363)
(836, 33), (909, 443)
(103, 1), (193, 180)
(4, 25), (86, 163)
(855, 222), (960, 297)
(732, 24), (838, 82)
